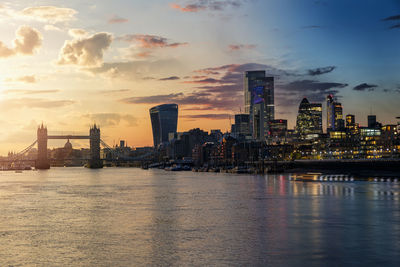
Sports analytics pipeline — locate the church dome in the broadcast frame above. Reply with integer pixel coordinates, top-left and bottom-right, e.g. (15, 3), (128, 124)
(64, 139), (72, 150)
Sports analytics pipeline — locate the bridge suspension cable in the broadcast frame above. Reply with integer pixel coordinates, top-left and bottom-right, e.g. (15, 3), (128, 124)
(9, 140), (37, 161)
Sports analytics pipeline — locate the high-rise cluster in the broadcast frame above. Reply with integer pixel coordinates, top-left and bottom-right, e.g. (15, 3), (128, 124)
(147, 70), (400, 163)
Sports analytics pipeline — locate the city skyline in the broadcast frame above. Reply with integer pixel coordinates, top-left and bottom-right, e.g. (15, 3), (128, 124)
(1, 0), (400, 154)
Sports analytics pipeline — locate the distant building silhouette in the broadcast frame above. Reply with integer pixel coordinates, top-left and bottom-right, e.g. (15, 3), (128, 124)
(368, 115), (376, 128)
(244, 71), (274, 141)
(150, 104), (178, 147)
(88, 124), (102, 168)
(36, 123), (50, 169)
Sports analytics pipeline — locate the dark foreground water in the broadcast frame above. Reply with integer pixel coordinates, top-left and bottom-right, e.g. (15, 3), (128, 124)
(0, 168), (399, 266)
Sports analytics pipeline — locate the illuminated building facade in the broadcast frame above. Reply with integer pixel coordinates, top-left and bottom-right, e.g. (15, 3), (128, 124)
(244, 71), (274, 141)
(150, 104), (178, 147)
(295, 98), (322, 139)
(327, 94), (344, 131)
(346, 114), (359, 135)
(359, 127), (382, 158)
(397, 117), (400, 135)
(269, 119), (287, 143)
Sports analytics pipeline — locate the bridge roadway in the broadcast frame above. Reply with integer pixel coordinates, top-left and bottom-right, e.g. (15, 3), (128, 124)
(48, 135), (90, 139)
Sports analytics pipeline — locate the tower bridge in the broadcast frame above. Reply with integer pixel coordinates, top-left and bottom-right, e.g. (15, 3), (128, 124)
(1, 123), (155, 170)
(36, 123), (102, 169)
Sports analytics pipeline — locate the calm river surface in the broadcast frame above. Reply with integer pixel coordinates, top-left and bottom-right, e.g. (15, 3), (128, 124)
(0, 168), (399, 266)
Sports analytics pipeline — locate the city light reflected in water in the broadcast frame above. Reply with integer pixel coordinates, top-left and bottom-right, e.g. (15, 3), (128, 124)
(0, 168), (399, 266)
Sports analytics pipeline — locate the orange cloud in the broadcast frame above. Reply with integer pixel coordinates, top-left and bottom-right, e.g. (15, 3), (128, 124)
(0, 26), (42, 58)
(135, 51), (152, 58)
(5, 75), (37, 83)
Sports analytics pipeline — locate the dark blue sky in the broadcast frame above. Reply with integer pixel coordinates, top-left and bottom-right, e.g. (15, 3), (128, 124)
(243, 0), (400, 126)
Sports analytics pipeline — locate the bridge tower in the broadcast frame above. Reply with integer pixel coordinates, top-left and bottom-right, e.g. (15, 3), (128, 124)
(36, 123), (50, 169)
(88, 124), (103, 168)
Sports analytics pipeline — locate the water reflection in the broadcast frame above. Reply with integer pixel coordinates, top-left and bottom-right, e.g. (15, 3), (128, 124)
(149, 173), (179, 266)
(0, 168), (399, 266)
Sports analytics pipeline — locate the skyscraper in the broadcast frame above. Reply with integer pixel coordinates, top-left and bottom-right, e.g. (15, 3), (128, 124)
(346, 114), (355, 126)
(232, 114), (250, 137)
(296, 98), (322, 138)
(244, 71), (274, 141)
(327, 94), (343, 131)
(368, 115), (377, 128)
(150, 104), (178, 147)
(346, 114), (359, 134)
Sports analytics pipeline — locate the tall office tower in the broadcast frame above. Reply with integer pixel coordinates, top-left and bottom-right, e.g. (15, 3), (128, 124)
(150, 104), (178, 147)
(232, 114), (250, 137)
(346, 114), (358, 134)
(346, 114), (355, 127)
(368, 115), (377, 129)
(326, 94), (343, 131)
(244, 71), (274, 141)
(296, 98), (322, 138)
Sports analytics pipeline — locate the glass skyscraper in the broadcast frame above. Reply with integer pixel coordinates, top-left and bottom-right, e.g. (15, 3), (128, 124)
(296, 98), (322, 138)
(368, 115), (377, 128)
(244, 71), (274, 141)
(327, 94), (343, 131)
(149, 104), (178, 147)
(231, 114), (250, 138)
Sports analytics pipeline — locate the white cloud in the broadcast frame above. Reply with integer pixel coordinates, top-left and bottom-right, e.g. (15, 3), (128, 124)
(20, 6), (77, 24)
(57, 32), (112, 67)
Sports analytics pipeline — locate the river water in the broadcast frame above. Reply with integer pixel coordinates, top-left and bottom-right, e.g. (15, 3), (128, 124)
(0, 168), (399, 266)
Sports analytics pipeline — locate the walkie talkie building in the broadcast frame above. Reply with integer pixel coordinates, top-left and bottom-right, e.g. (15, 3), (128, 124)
(150, 104), (178, 147)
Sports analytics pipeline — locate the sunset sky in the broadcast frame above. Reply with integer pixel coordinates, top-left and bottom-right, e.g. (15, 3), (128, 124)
(0, 0), (400, 154)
